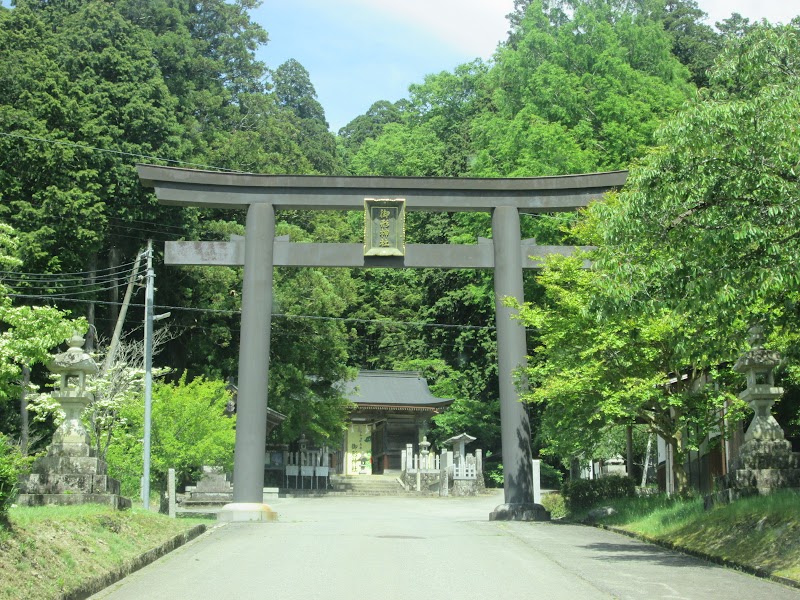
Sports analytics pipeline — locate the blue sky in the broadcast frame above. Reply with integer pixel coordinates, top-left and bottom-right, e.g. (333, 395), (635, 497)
(253, 0), (799, 132)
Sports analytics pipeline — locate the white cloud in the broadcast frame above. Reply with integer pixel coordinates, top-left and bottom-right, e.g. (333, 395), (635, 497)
(349, 1), (797, 61)
(699, 0), (798, 26)
(351, 0), (515, 58)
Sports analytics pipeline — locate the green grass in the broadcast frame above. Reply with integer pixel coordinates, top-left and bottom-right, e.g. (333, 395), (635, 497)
(579, 490), (800, 582)
(0, 504), (212, 599)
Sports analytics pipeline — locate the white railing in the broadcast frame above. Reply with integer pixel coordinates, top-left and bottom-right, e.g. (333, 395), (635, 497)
(453, 462), (477, 480)
(407, 453), (440, 473)
(284, 449), (330, 489)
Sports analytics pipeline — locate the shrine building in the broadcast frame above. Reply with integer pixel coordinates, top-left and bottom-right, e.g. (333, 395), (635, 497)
(340, 371), (453, 476)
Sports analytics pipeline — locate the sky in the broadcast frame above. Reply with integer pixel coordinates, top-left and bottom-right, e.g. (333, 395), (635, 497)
(254, 0), (800, 132)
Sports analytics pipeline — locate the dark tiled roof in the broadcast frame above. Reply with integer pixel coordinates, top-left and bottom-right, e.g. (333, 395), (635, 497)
(343, 371), (453, 409)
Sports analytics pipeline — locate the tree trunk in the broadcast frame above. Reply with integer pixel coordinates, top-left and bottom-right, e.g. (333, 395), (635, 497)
(641, 433), (652, 488)
(669, 431), (690, 494)
(86, 252), (97, 351)
(625, 425), (634, 478)
(569, 456), (581, 481)
(19, 365), (30, 455)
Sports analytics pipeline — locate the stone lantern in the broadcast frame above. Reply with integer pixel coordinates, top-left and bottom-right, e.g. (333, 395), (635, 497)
(16, 332), (130, 509)
(46, 331), (99, 452)
(710, 325), (800, 505)
(419, 435), (431, 470)
(733, 325), (786, 444)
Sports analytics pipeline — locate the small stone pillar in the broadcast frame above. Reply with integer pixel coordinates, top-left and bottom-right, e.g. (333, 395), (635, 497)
(439, 448), (449, 497)
(710, 326), (800, 505)
(17, 332), (131, 509)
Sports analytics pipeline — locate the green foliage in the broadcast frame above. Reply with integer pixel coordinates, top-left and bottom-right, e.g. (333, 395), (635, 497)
(0, 434), (26, 517)
(540, 491), (566, 519)
(0, 1), (186, 273)
(480, 0), (692, 175)
(0, 294), (82, 408)
(539, 461), (563, 489)
(106, 375), (236, 495)
(350, 122), (445, 176)
(561, 474), (635, 511)
(660, 0), (720, 88)
(518, 253), (743, 489)
(592, 23), (800, 333)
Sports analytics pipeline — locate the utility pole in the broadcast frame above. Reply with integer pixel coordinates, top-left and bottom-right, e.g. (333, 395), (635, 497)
(101, 249), (144, 376)
(142, 240), (154, 510)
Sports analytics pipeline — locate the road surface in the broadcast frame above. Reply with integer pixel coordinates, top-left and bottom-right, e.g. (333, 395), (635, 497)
(92, 491), (799, 600)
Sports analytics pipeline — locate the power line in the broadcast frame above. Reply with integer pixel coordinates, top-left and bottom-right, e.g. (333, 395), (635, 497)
(0, 266), (143, 288)
(107, 216), (193, 233)
(0, 131), (246, 173)
(0, 258), (141, 280)
(6, 292), (497, 331)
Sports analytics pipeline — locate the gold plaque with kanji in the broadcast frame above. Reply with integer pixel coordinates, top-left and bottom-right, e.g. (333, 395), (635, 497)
(364, 198), (405, 257)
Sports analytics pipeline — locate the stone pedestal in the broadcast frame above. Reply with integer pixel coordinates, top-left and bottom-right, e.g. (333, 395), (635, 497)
(489, 503), (550, 521)
(217, 502), (278, 522)
(182, 466), (234, 506)
(709, 439), (800, 506)
(17, 393), (130, 509)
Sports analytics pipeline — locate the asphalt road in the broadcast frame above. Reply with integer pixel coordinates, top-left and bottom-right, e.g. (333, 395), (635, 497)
(91, 492), (799, 600)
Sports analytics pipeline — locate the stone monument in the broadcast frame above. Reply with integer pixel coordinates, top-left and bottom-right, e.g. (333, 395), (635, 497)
(17, 332), (130, 509)
(710, 326), (800, 505)
(182, 466), (234, 507)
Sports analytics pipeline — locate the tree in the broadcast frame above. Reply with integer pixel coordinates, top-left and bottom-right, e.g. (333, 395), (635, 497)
(0, 2), (186, 275)
(105, 375), (236, 496)
(660, 0), (719, 87)
(591, 23), (800, 340)
(349, 122), (445, 176)
(271, 59), (341, 174)
(338, 100), (407, 152)
(0, 223), (83, 445)
(483, 0), (693, 175)
(517, 254), (744, 491)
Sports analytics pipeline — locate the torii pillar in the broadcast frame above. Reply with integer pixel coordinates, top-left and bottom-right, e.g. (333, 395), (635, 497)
(137, 166), (627, 522)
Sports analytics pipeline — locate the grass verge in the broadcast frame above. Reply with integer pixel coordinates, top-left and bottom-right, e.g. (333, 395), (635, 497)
(576, 490), (800, 583)
(0, 504), (213, 600)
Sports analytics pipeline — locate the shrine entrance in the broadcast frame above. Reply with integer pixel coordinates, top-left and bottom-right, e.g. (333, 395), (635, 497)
(138, 166), (626, 521)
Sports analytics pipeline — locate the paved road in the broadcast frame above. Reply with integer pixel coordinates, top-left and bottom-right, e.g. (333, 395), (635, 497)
(92, 492), (799, 600)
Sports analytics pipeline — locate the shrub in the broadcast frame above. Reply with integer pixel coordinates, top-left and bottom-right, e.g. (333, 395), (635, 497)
(561, 474), (635, 512)
(540, 492), (567, 519)
(0, 435), (26, 517)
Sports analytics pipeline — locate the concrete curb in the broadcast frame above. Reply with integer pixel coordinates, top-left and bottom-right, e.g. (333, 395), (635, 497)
(592, 522), (800, 591)
(59, 523), (210, 600)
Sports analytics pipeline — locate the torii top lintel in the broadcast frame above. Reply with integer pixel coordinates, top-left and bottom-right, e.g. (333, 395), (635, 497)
(137, 165), (627, 213)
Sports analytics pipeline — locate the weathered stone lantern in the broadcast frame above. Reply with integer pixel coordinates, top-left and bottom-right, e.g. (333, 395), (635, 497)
(47, 331), (99, 452)
(17, 332), (130, 509)
(710, 325), (800, 505)
(733, 325), (786, 444)
(419, 435), (431, 455)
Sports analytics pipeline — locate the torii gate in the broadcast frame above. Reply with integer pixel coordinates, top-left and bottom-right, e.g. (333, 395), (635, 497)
(137, 165), (626, 521)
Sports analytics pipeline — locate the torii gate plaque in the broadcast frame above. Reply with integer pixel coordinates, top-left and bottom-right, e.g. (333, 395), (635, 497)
(137, 165), (626, 522)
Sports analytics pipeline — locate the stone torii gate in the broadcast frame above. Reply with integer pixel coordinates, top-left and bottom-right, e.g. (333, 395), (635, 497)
(137, 165), (626, 521)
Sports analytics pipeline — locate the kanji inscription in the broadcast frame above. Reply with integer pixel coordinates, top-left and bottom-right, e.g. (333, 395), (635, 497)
(364, 198), (405, 257)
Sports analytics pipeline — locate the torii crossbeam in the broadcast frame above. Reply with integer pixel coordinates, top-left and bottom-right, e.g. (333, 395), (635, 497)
(137, 165), (627, 521)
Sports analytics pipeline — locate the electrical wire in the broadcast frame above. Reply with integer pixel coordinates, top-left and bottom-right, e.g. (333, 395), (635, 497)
(0, 131), (246, 174)
(0, 267), (142, 287)
(0, 258), (141, 280)
(6, 292), (497, 331)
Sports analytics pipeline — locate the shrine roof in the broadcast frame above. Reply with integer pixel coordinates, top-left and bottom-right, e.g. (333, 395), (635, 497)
(343, 371), (453, 410)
